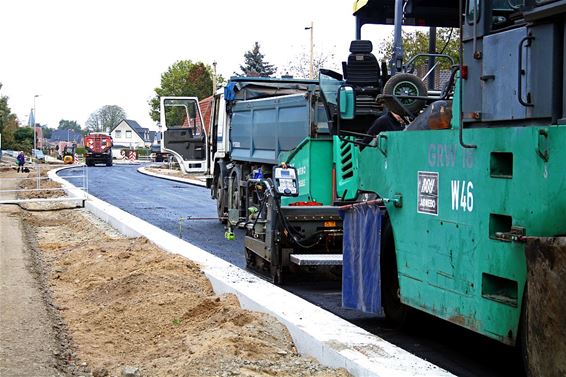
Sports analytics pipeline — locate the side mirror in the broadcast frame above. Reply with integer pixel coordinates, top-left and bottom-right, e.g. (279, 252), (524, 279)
(338, 86), (355, 120)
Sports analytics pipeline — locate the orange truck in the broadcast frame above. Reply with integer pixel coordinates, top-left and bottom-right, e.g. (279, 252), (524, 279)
(84, 133), (113, 167)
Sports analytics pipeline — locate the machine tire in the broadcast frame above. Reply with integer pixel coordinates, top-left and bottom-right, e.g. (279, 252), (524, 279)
(215, 171), (227, 224)
(228, 167), (244, 219)
(381, 219), (410, 327)
(383, 73), (427, 116)
(518, 288), (531, 377)
(271, 265), (283, 285)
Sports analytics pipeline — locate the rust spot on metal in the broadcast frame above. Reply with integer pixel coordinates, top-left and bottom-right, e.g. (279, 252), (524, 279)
(448, 314), (466, 326)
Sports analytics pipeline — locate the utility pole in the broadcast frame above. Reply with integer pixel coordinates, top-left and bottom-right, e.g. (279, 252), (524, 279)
(33, 94), (39, 189)
(305, 22), (314, 79)
(212, 61), (217, 94)
(33, 94), (39, 156)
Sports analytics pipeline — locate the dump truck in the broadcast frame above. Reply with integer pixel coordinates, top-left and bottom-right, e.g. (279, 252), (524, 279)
(84, 133), (113, 167)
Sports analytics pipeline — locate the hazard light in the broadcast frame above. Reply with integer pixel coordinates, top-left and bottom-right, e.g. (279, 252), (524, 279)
(323, 221), (337, 228)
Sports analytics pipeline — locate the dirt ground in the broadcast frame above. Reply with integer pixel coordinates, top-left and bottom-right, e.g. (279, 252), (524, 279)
(145, 167), (203, 181)
(0, 165), (351, 377)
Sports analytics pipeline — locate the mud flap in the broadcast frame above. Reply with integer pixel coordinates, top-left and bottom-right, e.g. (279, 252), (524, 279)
(340, 204), (383, 314)
(524, 237), (566, 377)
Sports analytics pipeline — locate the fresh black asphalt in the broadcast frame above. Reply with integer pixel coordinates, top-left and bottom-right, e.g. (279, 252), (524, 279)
(59, 164), (245, 267)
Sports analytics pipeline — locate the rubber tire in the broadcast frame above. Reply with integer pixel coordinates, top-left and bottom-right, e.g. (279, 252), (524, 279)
(518, 288), (531, 377)
(380, 220), (410, 327)
(215, 172), (227, 224)
(229, 167), (244, 219)
(383, 73), (427, 116)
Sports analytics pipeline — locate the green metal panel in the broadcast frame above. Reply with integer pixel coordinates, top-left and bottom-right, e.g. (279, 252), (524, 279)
(281, 138), (334, 205)
(358, 124), (566, 345)
(333, 135), (359, 201)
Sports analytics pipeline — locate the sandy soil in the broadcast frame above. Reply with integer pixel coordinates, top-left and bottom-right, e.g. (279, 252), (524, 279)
(1, 166), (351, 377)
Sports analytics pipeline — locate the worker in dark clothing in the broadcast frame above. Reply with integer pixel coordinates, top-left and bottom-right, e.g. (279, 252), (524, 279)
(358, 111), (405, 151)
(16, 151), (26, 172)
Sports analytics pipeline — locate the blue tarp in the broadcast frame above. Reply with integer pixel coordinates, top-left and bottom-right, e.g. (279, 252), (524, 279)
(340, 204), (383, 314)
(224, 82), (238, 101)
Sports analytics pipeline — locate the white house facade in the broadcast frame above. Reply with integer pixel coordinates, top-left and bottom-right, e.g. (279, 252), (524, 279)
(110, 119), (154, 149)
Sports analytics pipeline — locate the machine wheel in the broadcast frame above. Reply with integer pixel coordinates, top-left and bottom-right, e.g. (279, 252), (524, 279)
(228, 167), (244, 219)
(381, 220), (410, 326)
(271, 265), (283, 285)
(215, 172), (227, 224)
(518, 288), (531, 377)
(245, 248), (257, 269)
(383, 73), (427, 116)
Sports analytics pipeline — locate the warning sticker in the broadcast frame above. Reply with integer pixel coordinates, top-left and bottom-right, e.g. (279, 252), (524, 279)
(417, 171), (439, 215)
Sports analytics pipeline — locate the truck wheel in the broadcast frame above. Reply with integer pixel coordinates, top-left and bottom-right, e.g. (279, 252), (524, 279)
(229, 167), (244, 218)
(381, 220), (410, 326)
(383, 73), (427, 116)
(215, 173), (227, 224)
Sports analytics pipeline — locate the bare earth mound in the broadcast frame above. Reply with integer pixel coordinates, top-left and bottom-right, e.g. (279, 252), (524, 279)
(24, 208), (350, 377)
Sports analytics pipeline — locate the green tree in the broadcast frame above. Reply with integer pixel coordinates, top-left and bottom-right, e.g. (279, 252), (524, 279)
(239, 42), (277, 77)
(41, 125), (52, 139)
(1, 116), (18, 150)
(149, 60), (214, 122)
(0, 82), (20, 150)
(283, 49), (339, 79)
(86, 105), (126, 132)
(0, 82), (13, 134)
(378, 28), (459, 71)
(14, 127), (33, 153)
(58, 119), (81, 132)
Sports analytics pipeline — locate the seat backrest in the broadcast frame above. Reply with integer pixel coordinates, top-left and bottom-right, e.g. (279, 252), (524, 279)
(345, 40), (380, 88)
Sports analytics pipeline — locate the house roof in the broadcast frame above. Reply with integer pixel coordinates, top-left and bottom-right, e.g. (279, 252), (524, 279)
(48, 129), (83, 143)
(113, 119), (153, 142)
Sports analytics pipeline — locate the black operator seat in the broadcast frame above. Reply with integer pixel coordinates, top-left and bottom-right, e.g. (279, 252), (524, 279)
(344, 40), (381, 95)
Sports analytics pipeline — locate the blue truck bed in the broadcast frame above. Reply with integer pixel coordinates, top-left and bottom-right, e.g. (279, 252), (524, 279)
(229, 93), (312, 164)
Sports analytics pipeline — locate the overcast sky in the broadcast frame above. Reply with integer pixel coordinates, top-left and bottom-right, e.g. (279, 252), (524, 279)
(1, 0), (392, 131)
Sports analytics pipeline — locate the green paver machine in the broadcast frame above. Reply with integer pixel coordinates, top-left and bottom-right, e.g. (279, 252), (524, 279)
(328, 0), (566, 375)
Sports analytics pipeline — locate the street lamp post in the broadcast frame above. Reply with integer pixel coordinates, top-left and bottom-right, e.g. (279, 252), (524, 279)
(212, 61), (217, 94)
(305, 22), (314, 79)
(33, 94), (39, 158)
(33, 94), (40, 188)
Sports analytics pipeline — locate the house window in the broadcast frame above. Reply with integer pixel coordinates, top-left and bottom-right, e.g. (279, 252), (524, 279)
(115, 130), (122, 138)
(126, 130), (132, 139)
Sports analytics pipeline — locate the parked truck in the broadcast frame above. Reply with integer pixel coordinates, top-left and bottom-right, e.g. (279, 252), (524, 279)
(84, 133), (113, 167)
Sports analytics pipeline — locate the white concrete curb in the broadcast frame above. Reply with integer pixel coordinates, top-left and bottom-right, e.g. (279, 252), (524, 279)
(137, 166), (206, 187)
(49, 166), (454, 377)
